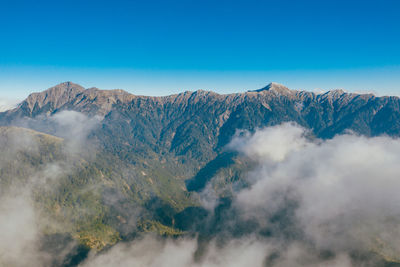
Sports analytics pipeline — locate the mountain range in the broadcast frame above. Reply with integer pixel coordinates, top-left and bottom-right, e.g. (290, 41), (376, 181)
(1, 81), (400, 266)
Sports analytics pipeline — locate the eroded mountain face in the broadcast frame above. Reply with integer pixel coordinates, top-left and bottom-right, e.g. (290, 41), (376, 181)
(1, 82), (400, 266)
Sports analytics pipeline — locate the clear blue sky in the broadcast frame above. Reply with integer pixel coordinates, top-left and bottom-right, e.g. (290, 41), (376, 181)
(1, 0), (400, 99)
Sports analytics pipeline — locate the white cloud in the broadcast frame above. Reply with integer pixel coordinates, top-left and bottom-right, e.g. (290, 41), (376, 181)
(228, 122), (308, 162)
(81, 236), (196, 267)
(0, 194), (43, 266)
(0, 98), (19, 112)
(233, 123), (400, 257)
(50, 110), (102, 153)
(80, 236), (272, 267)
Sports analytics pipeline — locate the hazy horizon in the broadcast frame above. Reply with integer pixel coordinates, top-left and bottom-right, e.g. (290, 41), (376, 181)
(1, 67), (400, 102)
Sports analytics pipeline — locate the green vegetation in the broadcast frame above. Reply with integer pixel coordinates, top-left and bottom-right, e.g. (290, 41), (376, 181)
(137, 220), (185, 236)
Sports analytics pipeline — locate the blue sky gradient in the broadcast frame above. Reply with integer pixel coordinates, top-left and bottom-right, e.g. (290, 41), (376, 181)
(1, 0), (399, 98)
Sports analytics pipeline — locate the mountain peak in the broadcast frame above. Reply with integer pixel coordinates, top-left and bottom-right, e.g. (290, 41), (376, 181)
(23, 82), (86, 113)
(18, 82), (138, 116)
(250, 82), (291, 94)
(48, 81), (85, 92)
(35, 81), (85, 96)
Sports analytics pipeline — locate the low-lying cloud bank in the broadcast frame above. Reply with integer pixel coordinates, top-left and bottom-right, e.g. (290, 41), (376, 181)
(2, 118), (400, 266)
(80, 123), (400, 266)
(233, 123), (400, 261)
(0, 111), (101, 267)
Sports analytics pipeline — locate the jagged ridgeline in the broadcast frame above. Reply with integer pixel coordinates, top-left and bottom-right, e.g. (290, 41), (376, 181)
(1, 82), (400, 265)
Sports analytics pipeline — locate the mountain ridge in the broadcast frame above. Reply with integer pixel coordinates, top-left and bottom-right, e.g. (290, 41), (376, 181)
(3, 81), (393, 125)
(2, 80), (399, 184)
(8, 81), (391, 114)
(2, 81), (400, 147)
